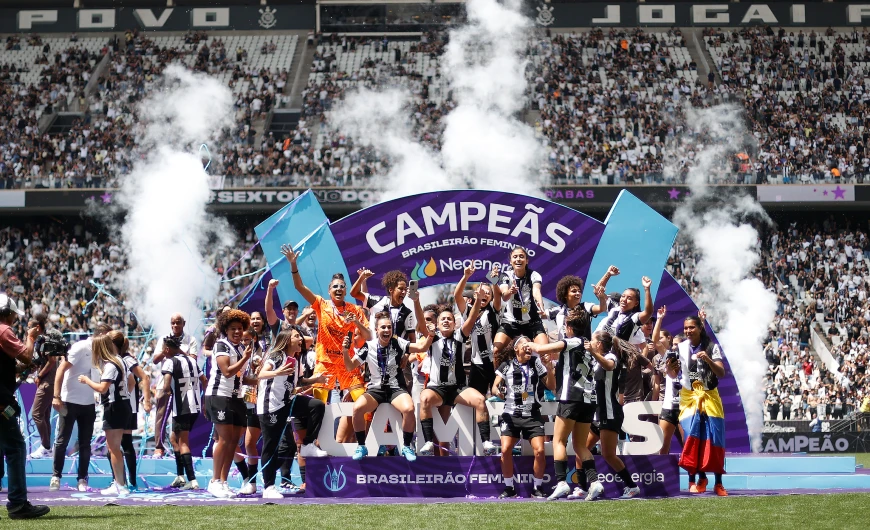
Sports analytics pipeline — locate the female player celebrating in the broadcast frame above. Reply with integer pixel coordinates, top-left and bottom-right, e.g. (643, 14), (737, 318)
(453, 264), (502, 397)
(547, 269), (613, 340)
(491, 335), (555, 499)
(418, 286), (496, 456)
(257, 328), (326, 499)
(343, 314), (436, 461)
(282, 244), (371, 438)
(350, 269), (427, 339)
(239, 327), (264, 494)
(650, 307), (684, 455)
(666, 313), (727, 496)
(588, 330), (641, 499)
(493, 247), (548, 359)
(78, 335), (131, 496)
(526, 308), (605, 501)
(204, 309), (253, 498)
(595, 270), (653, 345)
(109, 331), (151, 491)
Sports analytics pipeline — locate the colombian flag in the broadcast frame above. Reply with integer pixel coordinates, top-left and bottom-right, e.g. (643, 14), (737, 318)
(678, 382), (726, 475)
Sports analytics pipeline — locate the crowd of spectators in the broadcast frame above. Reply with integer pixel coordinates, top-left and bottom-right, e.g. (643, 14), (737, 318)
(705, 27), (870, 184)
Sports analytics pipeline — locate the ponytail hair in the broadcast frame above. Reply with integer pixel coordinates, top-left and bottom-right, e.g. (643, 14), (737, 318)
(592, 330), (640, 369)
(495, 335), (529, 368)
(565, 305), (591, 339)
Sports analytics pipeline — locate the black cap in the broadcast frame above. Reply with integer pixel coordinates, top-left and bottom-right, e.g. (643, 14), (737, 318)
(283, 300), (299, 310)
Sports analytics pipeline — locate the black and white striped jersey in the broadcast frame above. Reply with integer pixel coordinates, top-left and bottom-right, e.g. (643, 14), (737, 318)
(354, 337), (410, 389)
(594, 351), (623, 421)
(206, 338), (245, 398)
(499, 269), (543, 324)
(161, 355), (203, 416)
(596, 300), (645, 345)
(678, 340), (723, 391)
(548, 303), (596, 340)
(256, 352), (299, 415)
(122, 356), (141, 413)
(661, 370), (682, 411)
(467, 304), (500, 365)
(555, 337), (596, 404)
(99, 359), (129, 406)
(365, 294), (416, 338)
(498, 357), (548, 417)
(427, 330), (468, 387)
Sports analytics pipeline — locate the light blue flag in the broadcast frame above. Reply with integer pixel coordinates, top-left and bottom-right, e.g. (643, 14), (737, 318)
(255, 190), (350, 308)
(584, 190), (679, 328)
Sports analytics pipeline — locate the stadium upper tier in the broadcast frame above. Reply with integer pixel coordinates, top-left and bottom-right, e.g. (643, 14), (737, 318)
(0, 29), (867, 190)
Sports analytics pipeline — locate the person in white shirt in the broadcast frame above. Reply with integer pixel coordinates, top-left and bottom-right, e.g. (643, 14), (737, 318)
(50, 324), (112, 492)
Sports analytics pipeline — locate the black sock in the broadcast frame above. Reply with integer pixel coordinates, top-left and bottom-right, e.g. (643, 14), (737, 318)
(477, 421), (490, 444)
(235, 459), (250, 480)
(698, 471), (708, 482)
(182, 453), (196, 482)
(403, 430), (414, 447)
(355, 431), (366, 445)
(715, 473), (723, 486)
(617, 467), (636, 488)
(300, 466), (306, 484)
(248, 462), (257, 484)
(582, 459), (599, 486)
(175, 453), (185, 477)
(421, 418), (435, 443)
(689, 473), (697, 483)
(121, 434), (136, 487)
(554, 459), (568, 483)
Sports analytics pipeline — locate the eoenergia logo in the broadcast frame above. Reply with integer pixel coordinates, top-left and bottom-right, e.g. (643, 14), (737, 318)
(323, 465), (347, 492)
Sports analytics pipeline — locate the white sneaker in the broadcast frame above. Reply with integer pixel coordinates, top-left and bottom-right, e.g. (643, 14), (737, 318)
(100, 482), (129, 496)
(207, 480), (227, 498)
(222, 482), (237, 498)
(547, 481), (571, 500)
(169, 476), (186, 488)
(299, 444), (327, 458)
(49, 477), (60, 491)
(262, 485), (284, 499)
(29, 445), (51, 459)
(585, 481), (604, 501)
(482, 441), (497, 455)
(239, 481), (256, 495)
(419, 441), (435, 456)
(77, 479), (88, 492)
(620, 486), (640, 499)
(181, 479), (199, 491)
(566, 486), (587, 500)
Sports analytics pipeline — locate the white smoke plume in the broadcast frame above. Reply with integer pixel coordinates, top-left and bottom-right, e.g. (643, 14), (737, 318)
(115, 65), (236, 337)
(329, 0), (547, 203)
(671, 104), (777, 452)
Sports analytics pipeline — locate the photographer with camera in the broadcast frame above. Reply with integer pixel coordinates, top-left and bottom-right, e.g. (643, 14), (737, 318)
(0, 294), (50, 519)
(50, 323), (112, 491)
(28, 313), (56, 459)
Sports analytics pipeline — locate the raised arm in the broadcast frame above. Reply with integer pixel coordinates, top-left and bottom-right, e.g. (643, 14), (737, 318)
(409, 323), (437, 353)
(590, 283), (608, 315)
(595, 265), (620, 294)
(638, 276), (654, 324)
(265, 278), (280, 327)
(527, 340), (568, 357)
(453, 265), (475, 316)
(282, 243), (317, 305)
(651, 306), (666, 348)
(460, 284), (486, 338)
(409, 288), (427, 336)
(489, 264), (503, 312)
(350, 268), (374, 304)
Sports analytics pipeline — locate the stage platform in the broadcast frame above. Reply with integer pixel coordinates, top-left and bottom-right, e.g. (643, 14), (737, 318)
(14, 454), (870, 497)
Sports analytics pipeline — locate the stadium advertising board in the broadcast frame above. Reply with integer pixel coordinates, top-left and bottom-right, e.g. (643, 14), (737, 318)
(3, 3), (870, 32)
(307, 455), (680, 498)
(0, 6), (314, 33)
(761, 432), (870, 453)
(763, 419), (859, 433)
(531, 3), (870, 28)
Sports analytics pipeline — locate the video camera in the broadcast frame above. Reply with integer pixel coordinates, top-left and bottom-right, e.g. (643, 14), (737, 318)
(31, 330), (71, 368)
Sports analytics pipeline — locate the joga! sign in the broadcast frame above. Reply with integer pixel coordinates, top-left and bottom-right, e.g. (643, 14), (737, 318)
(237, 189), (752, 454)
(307, 455), (680, 498)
